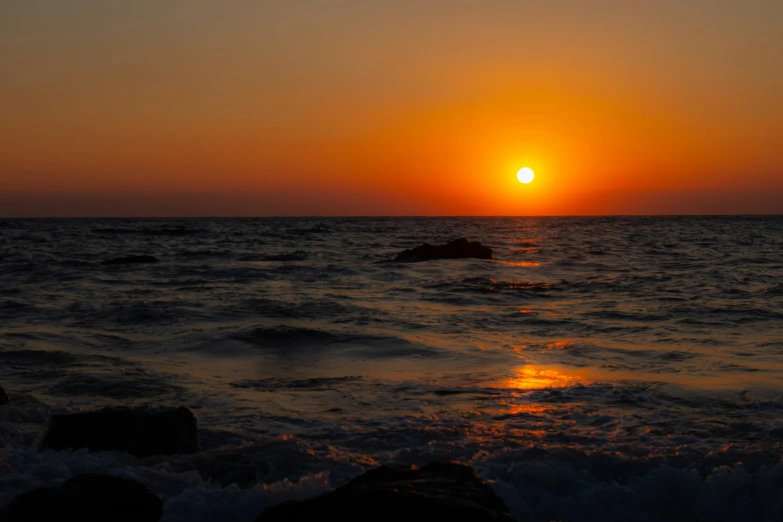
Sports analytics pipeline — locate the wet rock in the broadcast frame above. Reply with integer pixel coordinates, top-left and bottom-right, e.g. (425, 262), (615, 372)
(0, 474), (163, 522)
(102, 255), (160, 265)
(394, 238), (492, 263)
(256, 461), (514, 522)
(0, 386), (8, 405)
(35, 406), (198, 458)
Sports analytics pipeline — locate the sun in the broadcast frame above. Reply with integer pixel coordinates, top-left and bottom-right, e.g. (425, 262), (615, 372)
(517, 167), (535, 184)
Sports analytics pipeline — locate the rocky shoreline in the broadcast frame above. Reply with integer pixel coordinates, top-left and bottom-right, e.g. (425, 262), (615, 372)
(0, 400), (515, 522)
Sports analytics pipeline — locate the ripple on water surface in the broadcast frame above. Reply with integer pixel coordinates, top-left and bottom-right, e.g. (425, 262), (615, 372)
(1, 217), (783, 521)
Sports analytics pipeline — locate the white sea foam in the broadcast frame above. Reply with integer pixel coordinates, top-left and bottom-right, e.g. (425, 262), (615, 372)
(2, 440), (783, 521)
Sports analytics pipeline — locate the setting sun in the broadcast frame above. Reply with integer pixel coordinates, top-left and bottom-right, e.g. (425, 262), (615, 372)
(517, 167), (535, 184)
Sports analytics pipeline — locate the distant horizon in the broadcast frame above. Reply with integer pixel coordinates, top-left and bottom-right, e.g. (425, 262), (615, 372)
(2, 186), (782, 218)
(4, 214), (782, 220)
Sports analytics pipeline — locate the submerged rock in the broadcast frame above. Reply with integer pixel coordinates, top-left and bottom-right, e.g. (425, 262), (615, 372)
(394, 238), (492, 263)
(0, 474), (163, 522)
(102, 255), (160, 265)
(35, 406), (198, 458)
(0, 386), (8, 405)
(256, 461), (514, 522)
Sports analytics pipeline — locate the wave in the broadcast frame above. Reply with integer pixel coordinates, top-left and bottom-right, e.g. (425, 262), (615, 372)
(260, 252), (309, 262)
(231, 326), (338, 349)
(0, 349), (130, 368)
(226, 326), (440, 359)
(6, 440), (781, 522)
(232, 376), (363, 391)
(585, 311), (672, 322)
(93, 226), (201, 237)
(49, 372), (186, 400)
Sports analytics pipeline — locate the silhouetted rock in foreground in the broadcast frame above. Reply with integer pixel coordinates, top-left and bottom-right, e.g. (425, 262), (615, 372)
(256, 462), (514, 522)
(394, 238), (492, 263)
(102, 255), (160, 265)
(1, 474), (163, 522)
(0, 386), (8, 405)
(36, 406), (198, 458)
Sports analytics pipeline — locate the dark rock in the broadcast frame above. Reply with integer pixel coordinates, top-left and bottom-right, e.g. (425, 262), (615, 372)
(36, 406), (198, 458)
(102, 255), (160, 265)
(0, 386), (8, 405)
(394, 238), (492, 263)
(1, 474), (163, 522)
(256, 461), (514, 522)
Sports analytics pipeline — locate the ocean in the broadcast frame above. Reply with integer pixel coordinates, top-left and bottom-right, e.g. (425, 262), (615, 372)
(1, 216), (782, 521)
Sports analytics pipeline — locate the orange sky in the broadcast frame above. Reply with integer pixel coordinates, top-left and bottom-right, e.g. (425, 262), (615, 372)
(1, 1), (782, 216)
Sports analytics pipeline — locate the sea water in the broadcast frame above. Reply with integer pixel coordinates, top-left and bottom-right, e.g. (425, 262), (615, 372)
(1, 217), (782, 521)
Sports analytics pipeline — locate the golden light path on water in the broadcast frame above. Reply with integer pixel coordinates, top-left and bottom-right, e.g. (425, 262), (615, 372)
(493, 366), (589, 390)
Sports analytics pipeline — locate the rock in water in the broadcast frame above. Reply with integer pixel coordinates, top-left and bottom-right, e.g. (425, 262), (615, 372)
(1, 474), (163, 522)
(36, 406), (198, 458)
(255, 462), (515, 522)
(394, 238), (492, 263)
(102, 255), (160, 265)
(0, 386), (8, 405)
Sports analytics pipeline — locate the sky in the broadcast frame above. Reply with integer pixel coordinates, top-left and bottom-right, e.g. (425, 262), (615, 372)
(1, 1), (782, 216)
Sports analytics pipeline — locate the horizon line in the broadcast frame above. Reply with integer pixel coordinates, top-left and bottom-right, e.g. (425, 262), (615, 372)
(2, 214), (782, 219)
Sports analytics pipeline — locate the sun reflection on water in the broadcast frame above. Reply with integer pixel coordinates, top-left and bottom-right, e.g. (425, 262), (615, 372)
(493, 366), (588, 390)
(498, 402), (552, 416)
(546, 340), (576, 351)
(494, 260), (542, 267)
